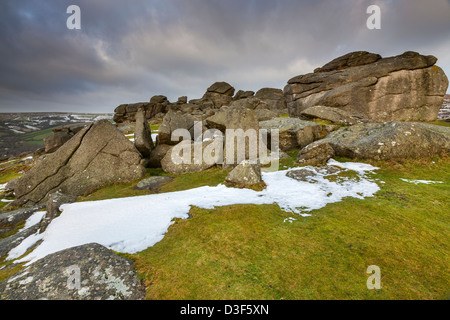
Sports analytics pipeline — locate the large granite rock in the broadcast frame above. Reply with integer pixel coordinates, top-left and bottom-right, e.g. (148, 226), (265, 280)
(199, 81), (235, 109)
(161, 139), (223, 174)
(11, 120), (146, 207)
(158, 109), (196, 145)
(44, 131), (74, 154)
(285, 51), (449, 122)
(297, 122), (450, 163)
(225, 160), (263, 187)
(254, 88), (287, 111)
(223, 105), (261, 169)
(134, 108), (154, 158)
(259, 117), (326, 151)
(113, 95), (169, 123)
(300, 105), (367, 125)
(0, 243), (145, 300)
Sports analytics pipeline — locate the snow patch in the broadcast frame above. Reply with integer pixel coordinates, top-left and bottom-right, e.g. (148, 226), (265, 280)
(14, 159), (380, 265)
(400, 179), (444, 185)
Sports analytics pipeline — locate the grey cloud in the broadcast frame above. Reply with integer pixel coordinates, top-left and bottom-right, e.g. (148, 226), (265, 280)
(0, 0), (449, 113)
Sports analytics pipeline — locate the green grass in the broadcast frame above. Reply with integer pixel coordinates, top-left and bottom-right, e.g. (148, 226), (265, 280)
(123, 156), (449, 300)
(1, 142), (449, 300)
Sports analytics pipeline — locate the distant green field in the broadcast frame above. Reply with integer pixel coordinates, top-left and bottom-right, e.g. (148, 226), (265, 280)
(20, 128), (54, 146)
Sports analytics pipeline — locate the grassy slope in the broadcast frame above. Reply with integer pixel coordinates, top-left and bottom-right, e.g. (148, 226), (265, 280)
(0, 124), (449, 300)
(122, 156), (449, 300)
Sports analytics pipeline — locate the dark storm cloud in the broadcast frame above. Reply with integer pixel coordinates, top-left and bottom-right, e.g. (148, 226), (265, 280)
(0, 0), (449, 112)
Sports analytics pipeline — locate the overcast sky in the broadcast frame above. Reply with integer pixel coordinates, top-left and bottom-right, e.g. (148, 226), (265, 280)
(1, 0), (449, 113)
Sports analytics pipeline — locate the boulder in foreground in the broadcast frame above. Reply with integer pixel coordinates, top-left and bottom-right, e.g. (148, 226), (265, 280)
(11, 120), (146, 207)
(0, 243), (145, 300)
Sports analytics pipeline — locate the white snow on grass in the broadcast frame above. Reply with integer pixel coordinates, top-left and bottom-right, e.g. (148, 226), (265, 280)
(400, 179), (444, 185)
(0, 183), (7, 192)
(14, 159), (380, 265)
(6, 211), (46, 261)
(21, 211), (46, 231)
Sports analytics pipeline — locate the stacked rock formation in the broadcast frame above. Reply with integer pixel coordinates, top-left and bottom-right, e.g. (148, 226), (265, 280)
(284, 51), (449, 123)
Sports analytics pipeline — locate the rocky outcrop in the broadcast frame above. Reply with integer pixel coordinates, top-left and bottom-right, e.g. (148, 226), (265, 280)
(228, 88), (287, 116)
(44, 131), (74, 154)
(0, 243), (145, 300)
(113, 95), (169, 123)
(10, 120), (146, 207)
(285, 51), (449, 122)
(297, 121), (450, 164)
(200, 81), (235, 109)
(259, 117), (326, 151)
(148, 144), (172, 168)
(40, 191), (77, 232)
(161, 139), (223, 174)
(300, 105), (366, 125)
(134, 108), (154, 159)
(254, 88), (287, 112)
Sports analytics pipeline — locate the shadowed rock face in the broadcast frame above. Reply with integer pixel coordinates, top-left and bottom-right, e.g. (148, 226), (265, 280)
(285, 51), (449, 122)
(0, 243), (145, 300)
(11, 120), (146, 207)
(134, 108), (154, 158)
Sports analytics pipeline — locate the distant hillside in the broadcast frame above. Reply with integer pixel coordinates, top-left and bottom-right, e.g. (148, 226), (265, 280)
(0, 113), (113, 160)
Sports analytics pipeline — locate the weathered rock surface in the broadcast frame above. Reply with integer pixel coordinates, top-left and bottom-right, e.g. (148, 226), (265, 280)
(297, 122), (450, 163)
(11, 120), (146, 207)
(254, 88), (287, 111)
(134, 108), (154, 158)
(223, 106), (261, 169)
(286, 166), (341, 182)
(40, 191), (77, 233)
(44, 131), (74, 154)
(233, 90), (255, 100)
(225, 160), (262, 186)
(113, 95), (169, 123)
(161, 139), (223, 174)
(199, 81), (235, 109)
(300, 105), (366, 125)
(296, 141), (335, 166)
(148, 144), (172, 168)
(135, 176), (174, 191)
(254, 109), (278, 121)
(438, 94), (450, 121)
(259, 117), (326, 151)
(0, 222), (41, 258)
(158, 109), (196, 145)
(314, 51), (382, 73)
(0, 205), (44, 235)
(205, 110), (227, 132)
(0, 243), (145, 300)
(285, 51), (449, 122)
